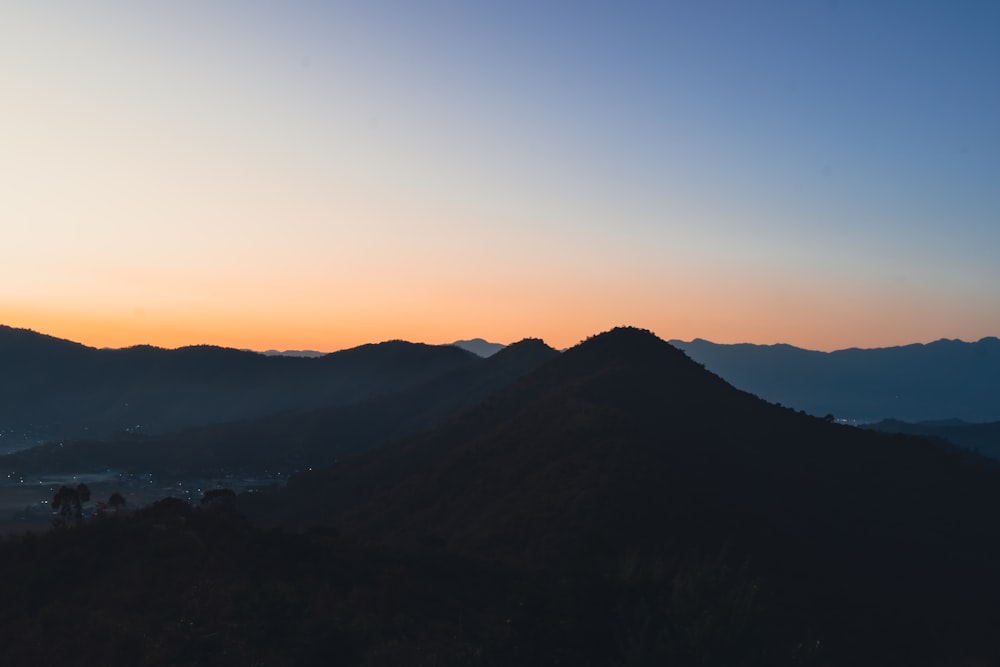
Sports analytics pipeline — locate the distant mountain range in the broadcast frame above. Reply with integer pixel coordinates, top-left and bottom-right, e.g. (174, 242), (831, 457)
(450, 338), (506, 357)
(255, 334), (1000, 424)
(4, 325), (1000, 662)
(2, 338), (558, 475)
(866, 418), (1000, 459)
(0, 325), (479, 450)
(671, 336), (1000, 423)
(454, 335), (1000, 422)
(257, 349), (324, 358)
(253, 339), (506, 358)
(4, 323), (998, 458)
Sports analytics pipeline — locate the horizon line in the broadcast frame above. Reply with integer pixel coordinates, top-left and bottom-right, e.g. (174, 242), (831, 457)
(2, 322), (996, 357)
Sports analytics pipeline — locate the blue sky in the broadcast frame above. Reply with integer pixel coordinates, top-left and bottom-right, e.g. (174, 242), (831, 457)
(2, 1), (998, 350)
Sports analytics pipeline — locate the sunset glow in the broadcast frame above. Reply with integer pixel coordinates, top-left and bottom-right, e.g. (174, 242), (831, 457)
(3, 3), (998, 352)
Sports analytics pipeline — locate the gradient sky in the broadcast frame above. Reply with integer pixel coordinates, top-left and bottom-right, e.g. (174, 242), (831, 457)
(2, 1), (998, 352)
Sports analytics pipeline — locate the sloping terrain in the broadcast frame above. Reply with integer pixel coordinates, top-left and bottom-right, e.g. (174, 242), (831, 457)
(253, 327), (1000, 664)
(4, 327), (1000, 664)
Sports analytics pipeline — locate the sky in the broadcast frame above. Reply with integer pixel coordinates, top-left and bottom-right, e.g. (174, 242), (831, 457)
(2, 1), (998, 352)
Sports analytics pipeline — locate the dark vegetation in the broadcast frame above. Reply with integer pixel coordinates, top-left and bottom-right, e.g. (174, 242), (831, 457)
(2, 327), (1000, 664)
(0, 496), (794, 666)
(672, 336), (1000, 422)
(50, 483), (91, 527)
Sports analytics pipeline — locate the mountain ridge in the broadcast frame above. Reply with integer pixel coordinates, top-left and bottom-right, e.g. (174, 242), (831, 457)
(0, 337), (560, 476)
(246, 326), (1000, 662)
(4, 325), (1000, 662)
(0, 324), (479, 449)
(5, 321), (998, 448)
(450, 338), (506, 357)
(671, 335), (1000, 422)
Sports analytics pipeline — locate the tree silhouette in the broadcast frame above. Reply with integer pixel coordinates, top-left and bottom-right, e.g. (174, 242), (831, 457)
(108, 492), (126, 512)
(51, 486), (75, 526)
(51, 483), (91, 527)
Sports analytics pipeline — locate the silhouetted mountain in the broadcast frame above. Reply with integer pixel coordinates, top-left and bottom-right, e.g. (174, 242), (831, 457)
(451, 338), (506, 357)
(251, 327), (1000, 664)
(866, 418), (1000, 460)
(259, 349), (325, 357)
(671, 336), (1000, 422)
(4, 327), (1000, 664)
(0, 338), (560, 476)
(0, 325), (477, 449)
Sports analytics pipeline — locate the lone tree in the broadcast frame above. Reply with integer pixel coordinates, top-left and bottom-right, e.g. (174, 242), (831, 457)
(77, 483), (91, 505)
(108, 492), (126, 512)
(51, 483), (91, 527)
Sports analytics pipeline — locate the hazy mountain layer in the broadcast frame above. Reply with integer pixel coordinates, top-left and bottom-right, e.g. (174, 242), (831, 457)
(0, 339), (559, 476)
(672, 336), (1000, 422)
(451, 338), (506, 357)
(0, 325), (478, 449)
(866, 418), (1000, 460)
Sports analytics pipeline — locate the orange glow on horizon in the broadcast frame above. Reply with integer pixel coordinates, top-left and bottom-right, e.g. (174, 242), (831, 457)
(3, 5), (998, 362)
(4, 285), (996, 355)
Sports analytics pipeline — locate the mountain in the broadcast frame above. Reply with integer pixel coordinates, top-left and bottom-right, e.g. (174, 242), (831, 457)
(671, 336), (1000, 422)
(5, 327), (1000, 663)
(451, 338), (506, 357)
(251, 327), (1000, 664)
(259, 349), (325, 357)
(0, 325), (478, 450)
(0, 338), (560, 476)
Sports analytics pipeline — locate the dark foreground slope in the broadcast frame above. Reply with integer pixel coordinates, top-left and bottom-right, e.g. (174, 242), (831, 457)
(0, 498), (531, 667)
(4, 328), (1000, 665)
(672, 336), (1000, 422)
(0, 339), (559, 476)
(254, 327), (1000, 665)
(0, 325), (478, 449)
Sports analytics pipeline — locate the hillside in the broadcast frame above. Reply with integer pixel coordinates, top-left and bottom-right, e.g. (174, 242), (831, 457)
(250, 327), (1000, 664)
(671, 336), (1000, 422)
(4, 327), (1000, 663)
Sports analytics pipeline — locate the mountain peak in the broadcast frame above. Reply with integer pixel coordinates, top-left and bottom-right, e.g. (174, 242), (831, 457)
(564, 326), (693, 368)
(494, 337), (551, 353)
(483, 337), (558, 368)
(451, 338), (506, 357)
(581, 325), (661, 345)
